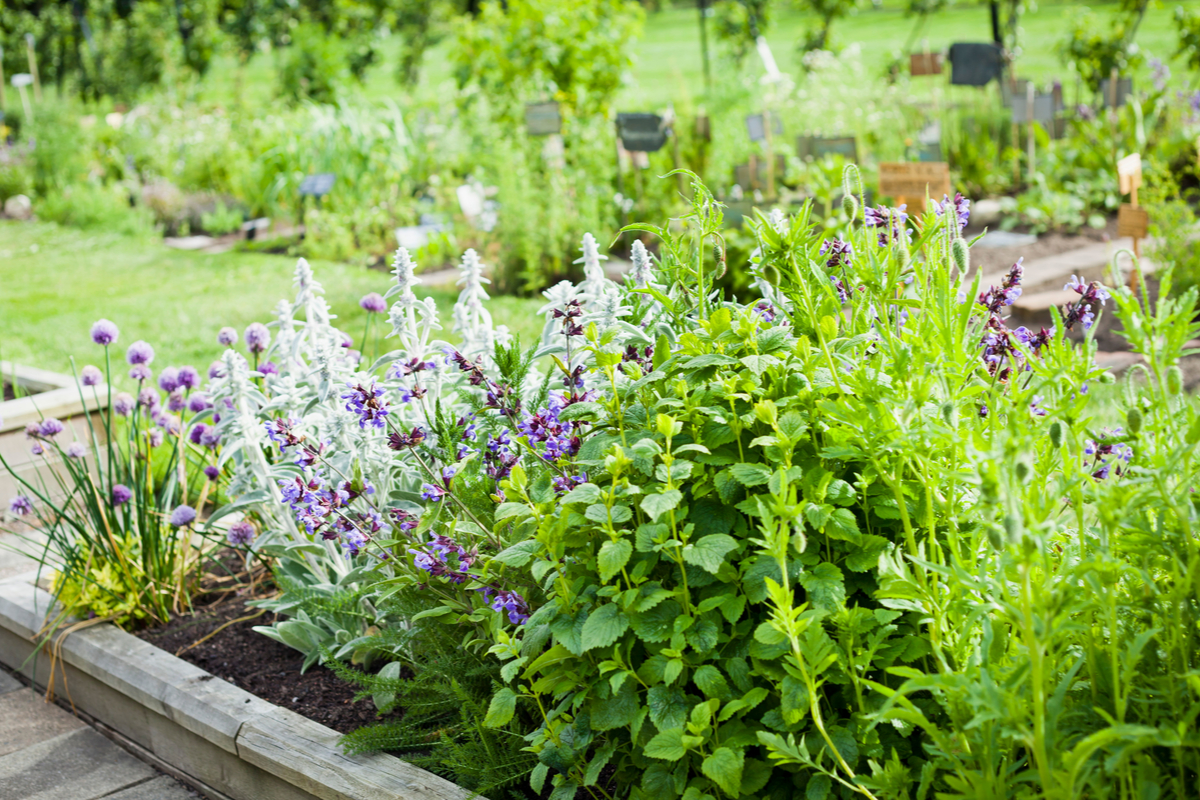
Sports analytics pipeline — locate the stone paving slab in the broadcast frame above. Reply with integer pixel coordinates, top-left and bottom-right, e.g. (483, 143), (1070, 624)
(0, 687), (85, 756)
(0, 727), (155, 800)
(0, 668), (21, 695)
(978, 237), (1154, 295)
(100, 775), (199, 799)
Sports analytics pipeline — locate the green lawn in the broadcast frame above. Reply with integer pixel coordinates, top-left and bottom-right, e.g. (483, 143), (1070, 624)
(0, 221), (543, 382)
(193, 1), (1192, 111)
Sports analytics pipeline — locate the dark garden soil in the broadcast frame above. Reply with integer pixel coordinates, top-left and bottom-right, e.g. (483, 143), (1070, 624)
(134, 594), (393, 735)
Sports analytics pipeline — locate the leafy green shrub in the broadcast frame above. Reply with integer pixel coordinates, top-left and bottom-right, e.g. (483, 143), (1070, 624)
(41, 183), (154, 235)
(200, 200), (244, 236)
(278, 23), (349, 105)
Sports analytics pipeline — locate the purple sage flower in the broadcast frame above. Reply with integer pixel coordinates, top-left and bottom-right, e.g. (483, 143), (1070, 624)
(226, 520), (256, 546)
(217, 327), (238, 346)
(933, 192), (971, 234)
(170, 505), (197, 528)
(488, 589), (530, 625)
(112, 484), (133, 506)
(90, 319), (120, 346)
(8, 495), (33, 516)
(189, 424), (209, 445)
(359, 293), (387, 314)
(80, 365), (103, 387)
(244, 323), (270, 354)
(113, 392), (135, 417)
(126, 340), (155, 366)
(342, 382), (390, 430)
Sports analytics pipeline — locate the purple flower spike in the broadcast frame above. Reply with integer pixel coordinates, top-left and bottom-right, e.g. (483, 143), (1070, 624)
(934, 192), (971, 234)
(359, 293), (387, 314)
(420, 484), (446, 502)
(217, 327), (238, 346)
(91, 319), (120, 346)
(170, 505), (197, 528)
(80, 365), (103, 387)
(226, 520), (256, 546)
(341, 381), (390, 430)
(177, 366), (200, 390)
(113, 393), (135, 417)
(37, 419), (64, 438)
(8, 495), (33, 516)
(489, 589), (530, 625)
(112, 484), (133, 506)
(158, 367), (181, 393)
(126, 340), (155, 366)
(244, 323), (270, 354)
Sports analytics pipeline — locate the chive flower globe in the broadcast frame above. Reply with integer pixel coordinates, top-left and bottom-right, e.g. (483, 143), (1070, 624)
(111, 484), (132, 506)
(65, 442), (87, 459)
(169, 505), (197, 528)
(8, 495), (33, 516)
(359, 293), (387, 314)
(207, 362), (224, 380)
(129, 364), (153, 382)
(126, 340), (155, 366)
(37, 419), (64, 438)
(244, 323), (270, 354)
(203, 465), (220, 482)
(149, 429), (164, 448)
(158, 367), (181, 393)
(177, 366), (200, 391)
(80, 365), (103, 386)
(113, 392), (135, 417)
(226, 520), (256, 546)
(217, 326), (238, 346)
(90, 319), (119, 346)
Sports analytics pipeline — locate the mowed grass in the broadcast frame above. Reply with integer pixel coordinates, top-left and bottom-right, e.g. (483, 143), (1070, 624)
(194, 0), (1191, 111)
(0, 221), (543, 382)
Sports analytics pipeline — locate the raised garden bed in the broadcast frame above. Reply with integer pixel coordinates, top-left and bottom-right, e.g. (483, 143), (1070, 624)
(0, 574), (470, 800)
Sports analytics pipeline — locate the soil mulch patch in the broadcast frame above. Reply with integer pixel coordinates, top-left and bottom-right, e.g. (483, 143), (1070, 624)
(135, 596), (392, 735)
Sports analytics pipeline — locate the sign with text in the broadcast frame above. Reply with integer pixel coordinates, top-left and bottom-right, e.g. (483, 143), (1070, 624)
(746, 112), (783, 142)
(525, 102), (562, 136)
(878, 162), (951, 201)
(909, 52), (943, 76)
(1117, 203), (1149, 239)
(733, 155), (786, 191)
(298, 173), (336, 197)
(617, 113), (668, 152)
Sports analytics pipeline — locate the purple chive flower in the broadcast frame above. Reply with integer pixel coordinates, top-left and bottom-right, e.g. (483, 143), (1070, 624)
(187, 394), (212, 413)
(37, 419), (64, 438)
(170, 504), (197, 528)
(149, 429), (164, 447)
(934, 192), (971, 234)
(207, 362), (224, 380)
(226, 520), (256, 546)
(8, 495), (34, 516)
(138, 388), (160, 409)
(359, 293), (387, 314)
(217, 327), (238, 346)
(203, 465), (220, 481)
(258, 361), (279, 377)
(91, 319), (120, 346)
(200, 428), (222, 449)
(189, 424), (209, 445)
(341, 382), (390, 430)
(158, 367), (181, 393)
(129, 364), (152, 382)
(126, 340), (155, 366)
(30, 442), (44, 456)
(112, 484), (133, 506)
(80, 365), (103, 386)
(177, 366), (200, 390)
(167, 391), (186, 413)
(244, 323), (270, 354)
(113, 392), (135, 416)
(65, 442), (87, 459)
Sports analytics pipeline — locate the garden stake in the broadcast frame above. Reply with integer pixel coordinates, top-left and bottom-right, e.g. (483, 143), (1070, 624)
(25, 34), (42, 102)
(1026, 82), (1036, 184)
(0, 46), (6, 113)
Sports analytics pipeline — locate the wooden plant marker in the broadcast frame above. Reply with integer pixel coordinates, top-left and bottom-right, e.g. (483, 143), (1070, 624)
(747, 111), (783, 199)
(910, 51), (943, 76)
(879, 162), (951, 216)
(25, 34), (41, 103)
(0, 46), (6, 115)
(1117, 152), (1145, 289)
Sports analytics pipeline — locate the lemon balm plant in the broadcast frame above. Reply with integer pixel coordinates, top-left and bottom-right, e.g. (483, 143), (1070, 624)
(1, 322), (232, 626)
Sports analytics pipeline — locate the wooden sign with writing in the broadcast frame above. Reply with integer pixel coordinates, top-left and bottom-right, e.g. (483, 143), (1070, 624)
(910, 52), (943, 76)
(1117, 153), (1142, 194)
(878, 162), (951, 201)
(1117, 203), (1148, 239)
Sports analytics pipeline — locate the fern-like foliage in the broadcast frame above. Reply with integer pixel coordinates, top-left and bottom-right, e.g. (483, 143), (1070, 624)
(321, 587), (542, 800)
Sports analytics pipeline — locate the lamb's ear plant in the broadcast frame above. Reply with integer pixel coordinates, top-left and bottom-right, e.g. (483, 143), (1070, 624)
(0, 321), (227, 627)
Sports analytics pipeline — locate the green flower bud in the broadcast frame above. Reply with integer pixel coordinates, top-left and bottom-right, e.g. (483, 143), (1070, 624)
(986, 525), (1004, 550)
(842, 193), (858, 219)
(951, 237), (970, 272)
(1015, 460), (1031, 482)
(1167, 366), (1183, 396)
(898, 246), (911, 271)
(1126, 407), (1143, 435)
(1049, 420), (1065, 448)
(1003, 513), (1023, 543)
(1187, 416), (1200, 445)
(941, 401), (956, 426)
(1099, 371), (1116, 385)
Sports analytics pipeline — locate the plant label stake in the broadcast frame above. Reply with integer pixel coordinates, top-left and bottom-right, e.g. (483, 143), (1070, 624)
(0, 46), (6, 114)
(24, 34), (41, 103)
(11, 74), (33, 123)
(746, 112), (782, 198)
(524, 102), (562, 136)
(910, 51), (943, 76)
(879, 162), (950, 215)
(297, 173), (335, 238)
(1116, 153), (1147, 275)
(1026, 82), (1036, 185)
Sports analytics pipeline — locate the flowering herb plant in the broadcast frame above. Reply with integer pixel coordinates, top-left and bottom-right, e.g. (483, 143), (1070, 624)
(0, 322), (237, 626)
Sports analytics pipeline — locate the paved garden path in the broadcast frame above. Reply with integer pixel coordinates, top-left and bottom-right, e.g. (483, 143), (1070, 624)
(0, 664), (201, 800)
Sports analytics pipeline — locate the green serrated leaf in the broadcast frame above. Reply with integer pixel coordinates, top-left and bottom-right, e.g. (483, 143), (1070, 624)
(683, 534), (738, 573)
(484, 687), (517, 727)
(701, 747), (745, 797)
(642, 489), (683, 521)
(598, 539), (633, 583)
(581, 604), (629, 652)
